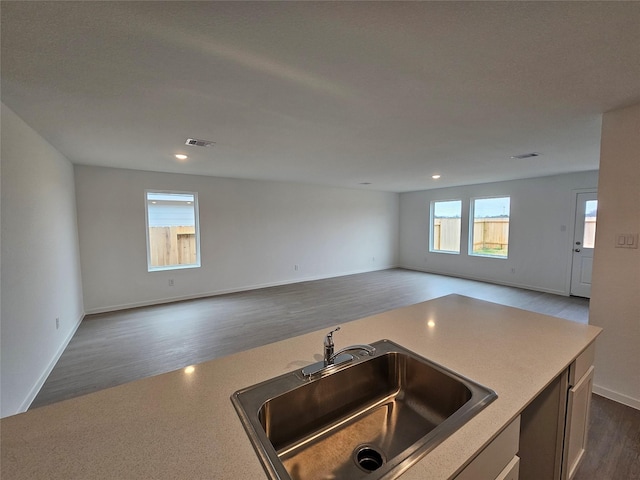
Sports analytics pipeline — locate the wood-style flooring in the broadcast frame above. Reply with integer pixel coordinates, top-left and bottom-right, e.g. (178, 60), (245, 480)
(574, 394), (640, 480)
(32, 268), (588, 408)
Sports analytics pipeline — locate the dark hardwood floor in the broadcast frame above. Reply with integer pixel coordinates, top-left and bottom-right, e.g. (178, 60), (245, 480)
(574, 394), (640, 480)
(32, 269), (589, 408)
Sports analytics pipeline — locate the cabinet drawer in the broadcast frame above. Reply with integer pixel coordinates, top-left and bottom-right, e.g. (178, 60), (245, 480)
(496, 456), (520, 480)
(569, 342), (595, 386)
(454, 416), (520, 480)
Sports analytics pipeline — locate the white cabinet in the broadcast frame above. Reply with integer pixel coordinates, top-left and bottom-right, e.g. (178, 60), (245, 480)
(454, 417), (520, 480)
(562, 346), (595, 480)
(562, 366), (594, 479)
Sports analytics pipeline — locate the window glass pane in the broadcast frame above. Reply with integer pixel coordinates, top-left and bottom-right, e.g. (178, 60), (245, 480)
(431, 200), (461, 253)
(583, 200), (597, 248)
(471, 197), (510, 258)
(146, 191), (200, 270)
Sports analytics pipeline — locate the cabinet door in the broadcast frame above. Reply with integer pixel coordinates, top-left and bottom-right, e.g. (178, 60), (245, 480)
(562, 366), (594, 480)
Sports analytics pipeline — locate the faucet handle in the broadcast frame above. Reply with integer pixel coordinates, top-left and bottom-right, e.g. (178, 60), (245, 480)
(324, 326), (340, 346)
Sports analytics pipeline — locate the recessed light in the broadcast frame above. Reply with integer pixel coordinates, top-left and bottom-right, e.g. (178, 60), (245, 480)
(175, 154), (188, 160)
(432, 174), (441, 180)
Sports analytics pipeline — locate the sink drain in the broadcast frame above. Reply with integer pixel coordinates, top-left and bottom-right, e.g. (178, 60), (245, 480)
(354, 445), (386, 472)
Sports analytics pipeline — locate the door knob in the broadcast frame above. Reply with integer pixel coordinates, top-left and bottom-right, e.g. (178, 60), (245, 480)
(574, 248), (581, 252)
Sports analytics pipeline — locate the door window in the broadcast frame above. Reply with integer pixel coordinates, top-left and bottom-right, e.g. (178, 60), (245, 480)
(582, 200), (597, 249)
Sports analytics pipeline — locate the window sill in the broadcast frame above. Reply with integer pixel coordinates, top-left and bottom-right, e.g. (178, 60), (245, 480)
(469, 254), (508, 259)
(148, 263), (201, 273)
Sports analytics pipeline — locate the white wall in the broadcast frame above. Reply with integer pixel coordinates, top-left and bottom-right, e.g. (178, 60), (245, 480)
(399, 172), (599, 294)
(1, 104), (84, 417)
(590, 102), (640, 409)
(75, 165), (399, 313)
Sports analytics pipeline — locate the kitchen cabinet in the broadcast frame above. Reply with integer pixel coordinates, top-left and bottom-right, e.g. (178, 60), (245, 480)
(496, 456), (520, 480)
(519, 342), (596, 480)
(454, 417), (520, 480)
(562, 349), (595, 480)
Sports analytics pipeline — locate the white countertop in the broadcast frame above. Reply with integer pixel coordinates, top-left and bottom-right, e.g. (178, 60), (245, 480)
(0, 295), (601, 479)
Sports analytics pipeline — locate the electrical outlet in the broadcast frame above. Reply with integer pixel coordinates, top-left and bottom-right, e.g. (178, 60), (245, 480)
(168, 279), (174, 286)
(55, 317), (60, 330)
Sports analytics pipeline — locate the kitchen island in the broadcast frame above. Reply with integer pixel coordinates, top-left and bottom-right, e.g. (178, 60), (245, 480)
(1, 295), (601, 479)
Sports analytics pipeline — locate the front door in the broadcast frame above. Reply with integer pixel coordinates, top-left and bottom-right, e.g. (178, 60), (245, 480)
(570, 192), (597, 298)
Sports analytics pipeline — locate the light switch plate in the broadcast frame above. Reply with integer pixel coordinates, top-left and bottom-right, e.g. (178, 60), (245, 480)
(615, 233), (639, 249)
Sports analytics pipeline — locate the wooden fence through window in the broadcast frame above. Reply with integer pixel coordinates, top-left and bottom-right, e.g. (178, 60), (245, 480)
(434, 218), (509, 254)
(149, 226), (196, 267)
(433, 218), (461, 251)
(583, 217), (596, 248)
(472, 218), (509, 253)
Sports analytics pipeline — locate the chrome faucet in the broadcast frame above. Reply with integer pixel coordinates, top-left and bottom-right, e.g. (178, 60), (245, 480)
(323, 327), (340, 365)
(302, 326), (376, 377)
(327, 343), (376, 365)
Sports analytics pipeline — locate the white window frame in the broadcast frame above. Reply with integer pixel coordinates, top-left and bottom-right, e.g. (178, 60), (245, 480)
(469, 196), (510, 259)
(145, 190), (201, 272)
(429, 199), (462, 254)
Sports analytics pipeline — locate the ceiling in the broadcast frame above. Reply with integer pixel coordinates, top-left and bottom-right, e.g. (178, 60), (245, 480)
(2, 2), (639, 193)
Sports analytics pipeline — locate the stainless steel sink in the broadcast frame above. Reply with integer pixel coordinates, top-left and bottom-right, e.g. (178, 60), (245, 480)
(232, 339), (497, 480)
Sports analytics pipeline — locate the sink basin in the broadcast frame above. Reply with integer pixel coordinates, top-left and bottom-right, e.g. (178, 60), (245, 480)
(232, 339), (496, 479)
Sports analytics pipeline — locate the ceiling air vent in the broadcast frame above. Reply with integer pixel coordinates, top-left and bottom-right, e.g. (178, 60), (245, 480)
(185, 138), (216, 147)
(510, 152), (541, 159)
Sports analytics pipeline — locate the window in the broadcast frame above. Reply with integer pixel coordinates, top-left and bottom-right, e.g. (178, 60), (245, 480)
(470, 196), (510, 258)
(430, 200), (462, 253)
(582, 200), (597, 248)
(146, 191), (200, 271)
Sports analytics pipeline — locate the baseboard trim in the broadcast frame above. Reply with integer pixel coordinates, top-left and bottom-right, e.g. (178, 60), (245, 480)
(18, 311), (85, 413)
(84, 265), (399, 315)
(399, 264), (568, 296)
(593, 384), (640, 411)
